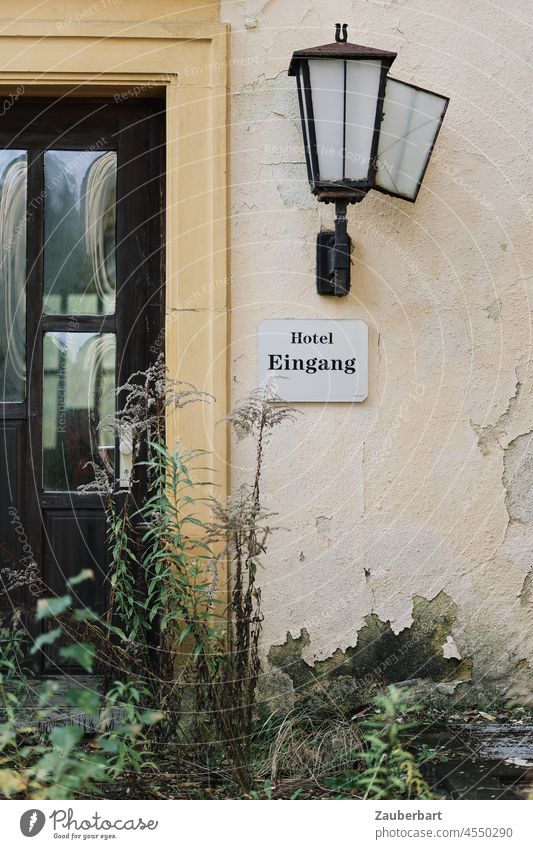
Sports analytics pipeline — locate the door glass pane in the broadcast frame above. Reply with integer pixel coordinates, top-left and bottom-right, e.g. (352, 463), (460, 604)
(0, 150), (26, 400)
(44, 150), (116, 315)
(43, 332), (115, 491)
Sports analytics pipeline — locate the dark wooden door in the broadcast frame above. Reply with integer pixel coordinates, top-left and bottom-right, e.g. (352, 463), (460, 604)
(0, 98), (164, 670)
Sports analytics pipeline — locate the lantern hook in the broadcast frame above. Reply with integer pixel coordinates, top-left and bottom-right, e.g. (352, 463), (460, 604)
(335, 23), (348, 43)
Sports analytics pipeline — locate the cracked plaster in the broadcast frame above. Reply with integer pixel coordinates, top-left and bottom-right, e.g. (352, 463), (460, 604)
(222, 0), (533, 700)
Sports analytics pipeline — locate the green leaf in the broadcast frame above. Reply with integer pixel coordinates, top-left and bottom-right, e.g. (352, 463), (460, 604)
(59, 643), (95, 673)
(140, 710), (164, 725)
(30, 627), (62, 654)
(97, 734), (119, 754)
(0, 723), (17, 749)
(67, 568), (94, 587)
(110, 626), (128, 642)
(66, 687), (101, 721)
(178, 624), (192, 644)
(37, 679), (60, 707)
(50, 724), (85, 752)
(36, 595), (72, 621)
(72, 608), (100, 623)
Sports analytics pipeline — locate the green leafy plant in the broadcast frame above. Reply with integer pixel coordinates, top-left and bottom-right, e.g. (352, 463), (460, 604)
(84, 362), (295, 793)
(4, 361), (441, 801)
(324, 686), (435, 799)
(0, 569), (164, 800)
(98, 681), (162, 779)
(1, 360), (295, 800)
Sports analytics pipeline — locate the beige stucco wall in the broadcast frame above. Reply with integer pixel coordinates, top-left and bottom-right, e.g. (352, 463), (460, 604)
(1, 0), (531, 703)
(222, 0), (533, 701)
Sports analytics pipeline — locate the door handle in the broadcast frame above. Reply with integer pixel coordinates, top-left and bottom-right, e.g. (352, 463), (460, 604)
(118, 424), (134, 489)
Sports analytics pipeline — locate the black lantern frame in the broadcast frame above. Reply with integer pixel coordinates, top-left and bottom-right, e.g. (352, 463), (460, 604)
(288, 24), (449, 296)
(289, 39), (397, 204)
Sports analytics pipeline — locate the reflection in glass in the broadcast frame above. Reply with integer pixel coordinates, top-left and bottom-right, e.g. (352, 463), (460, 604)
(43, 332), (115, 490)
(44, 150), (116, 315)
(375, 78), (448, 200)
(0, 150), (26, 400)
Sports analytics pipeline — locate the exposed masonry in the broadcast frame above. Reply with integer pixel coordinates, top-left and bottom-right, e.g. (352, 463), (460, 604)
(265, 592), (472, 714)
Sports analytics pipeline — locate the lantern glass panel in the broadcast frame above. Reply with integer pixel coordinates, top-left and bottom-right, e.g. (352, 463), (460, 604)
(344, 59), (383, 181)
(308, 58), (344, 180)
(298, 66), (315, 182)
(375, 78), (448, 200)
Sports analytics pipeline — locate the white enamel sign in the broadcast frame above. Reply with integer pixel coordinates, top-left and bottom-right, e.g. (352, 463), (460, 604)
(258, 319), (368, 402)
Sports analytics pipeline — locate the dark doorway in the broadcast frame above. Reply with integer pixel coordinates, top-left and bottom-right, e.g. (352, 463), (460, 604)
(0, 97), (165, 670)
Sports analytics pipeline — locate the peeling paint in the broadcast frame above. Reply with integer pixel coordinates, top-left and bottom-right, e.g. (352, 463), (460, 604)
(503, 432), (533, 521)
(315, 514), (332, 546)
(519, 572), (533, 608)
(442, 635), (461, 660)
(315, 515), (331, 533)
(242, 0), (274, 29)
(267, 593), (473, 713)
(223, 0), (533, 701)
(475, 375), (523, 453)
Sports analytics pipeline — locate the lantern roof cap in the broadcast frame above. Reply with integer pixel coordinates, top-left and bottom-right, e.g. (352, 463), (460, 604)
(288, 40), (397, 76)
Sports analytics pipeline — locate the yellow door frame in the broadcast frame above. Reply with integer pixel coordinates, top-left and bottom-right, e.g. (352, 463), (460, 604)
(0, 15), (230, 504)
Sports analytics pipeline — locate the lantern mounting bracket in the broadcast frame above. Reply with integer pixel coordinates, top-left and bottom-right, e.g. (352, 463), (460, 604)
(316, 200), (353, 297)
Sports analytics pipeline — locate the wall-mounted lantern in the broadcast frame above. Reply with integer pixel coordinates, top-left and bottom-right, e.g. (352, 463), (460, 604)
(288, 24), (449, 296)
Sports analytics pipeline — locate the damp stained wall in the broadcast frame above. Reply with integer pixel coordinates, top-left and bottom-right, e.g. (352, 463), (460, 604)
(221, 0), (533, 700)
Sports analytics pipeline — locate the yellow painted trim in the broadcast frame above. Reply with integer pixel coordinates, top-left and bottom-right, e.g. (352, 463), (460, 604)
(0, 21), (223, 39)
(0, 16), (230, 505)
